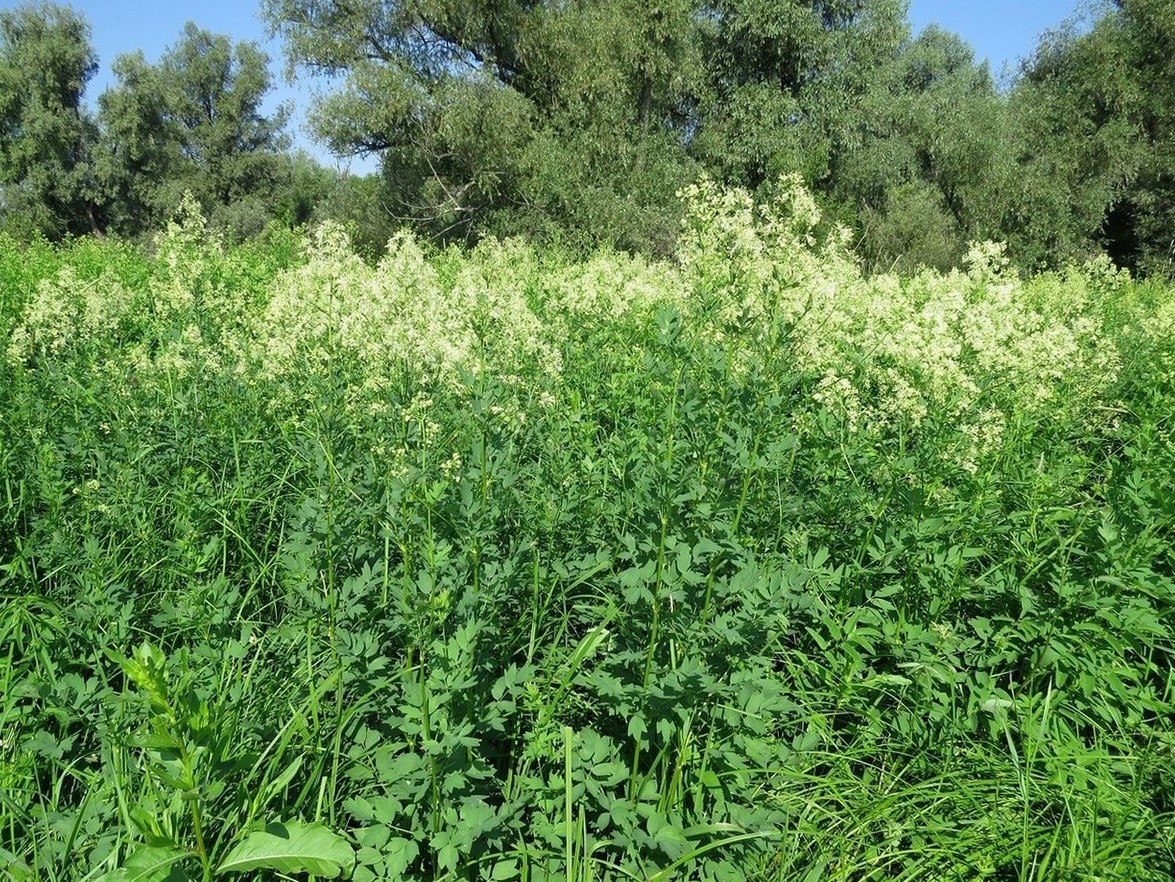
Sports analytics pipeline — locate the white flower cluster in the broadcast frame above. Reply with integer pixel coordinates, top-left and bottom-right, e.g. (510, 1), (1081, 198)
(674, 175), (1125, 470)
(256, 225), (561, 394)
(3, 180), (1152, 487)
(544, 251), (684, 326)
(6, 267), (138, 364)
(1112, 265), (1175, 379)
(6, 192), (236, 379)
(450, 237), (563, 378)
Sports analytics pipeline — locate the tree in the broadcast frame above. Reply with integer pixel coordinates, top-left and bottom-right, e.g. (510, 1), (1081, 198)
(685, 1), (1024, 272)
(0, 2), (103, 238)
(1002, 0), (1175, 274)
(1001, 14), (1140, 270)
(94, 50), (179, 234)
(98, 23), (290, 237)
(262, 0), (701, 251)
(1088, 0), (1175, 275)
(829, 26), (1015, 271)
(689, 0), (909, 192)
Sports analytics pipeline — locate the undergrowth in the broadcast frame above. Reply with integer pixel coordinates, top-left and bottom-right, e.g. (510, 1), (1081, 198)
(1, 181), (1172, 881)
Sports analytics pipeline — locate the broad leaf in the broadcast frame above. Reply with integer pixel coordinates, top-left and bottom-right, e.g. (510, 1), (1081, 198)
(96, 846), (192, 882)
(217, 821), (354, 877)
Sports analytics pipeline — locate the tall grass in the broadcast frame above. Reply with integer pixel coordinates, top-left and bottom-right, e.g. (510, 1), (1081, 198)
(1, 181), (1172, 881)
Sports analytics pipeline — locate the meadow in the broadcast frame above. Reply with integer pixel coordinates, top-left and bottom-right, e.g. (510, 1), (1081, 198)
(1, 179), (1173, 881)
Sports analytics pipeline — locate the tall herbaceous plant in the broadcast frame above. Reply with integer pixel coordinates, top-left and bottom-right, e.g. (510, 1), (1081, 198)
(1, 179), (1172, 882)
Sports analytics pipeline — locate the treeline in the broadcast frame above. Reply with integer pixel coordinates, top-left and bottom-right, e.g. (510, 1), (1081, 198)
(3, 0), (1175, 275)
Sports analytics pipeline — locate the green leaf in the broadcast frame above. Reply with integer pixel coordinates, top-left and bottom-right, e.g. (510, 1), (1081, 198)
(95, 846), (192, 882)
(491, 859), (519, 880)
(217, 821), (355, 877)
(651, 819), (691, 860)
(374, 836), (419, 879)
(627, 713), (647, 743)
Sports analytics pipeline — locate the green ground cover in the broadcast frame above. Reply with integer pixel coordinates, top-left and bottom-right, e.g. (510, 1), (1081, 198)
(1, 181), (1173, 881)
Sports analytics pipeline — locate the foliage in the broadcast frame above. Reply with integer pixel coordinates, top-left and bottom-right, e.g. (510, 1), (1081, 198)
(2, 178), (1174, 881)
(829, 26), (1014, 272)
(262, 0), (703, 250)
(96, 23), (291, 239)
(9, 0), (1175, 278)
(1003, 0), (1175, 275)
(0, 2), (104, 238)
(690, 0), (907, 187)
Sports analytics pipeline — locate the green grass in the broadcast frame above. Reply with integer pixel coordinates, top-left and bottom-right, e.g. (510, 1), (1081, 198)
(1, 181), (1173, 881)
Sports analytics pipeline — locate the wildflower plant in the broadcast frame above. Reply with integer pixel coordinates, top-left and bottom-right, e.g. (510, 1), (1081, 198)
(2, 179), (1174, 882)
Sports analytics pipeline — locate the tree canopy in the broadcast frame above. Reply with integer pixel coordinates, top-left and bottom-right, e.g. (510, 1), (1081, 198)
(0, 2), (102, 238)
(4, 0), (1175, 276)
(262, 0), (702, 251)
(98, 23), (291, 237)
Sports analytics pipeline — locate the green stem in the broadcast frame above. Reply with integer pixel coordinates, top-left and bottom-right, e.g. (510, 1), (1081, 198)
(564, 726), (574, 882)
(642, 512), (669, 692)
(191, 799), (211, 881)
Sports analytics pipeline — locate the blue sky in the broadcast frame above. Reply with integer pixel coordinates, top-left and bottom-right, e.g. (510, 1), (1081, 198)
(907, 1), (1093, 82)
(3, 0), (1095, 170)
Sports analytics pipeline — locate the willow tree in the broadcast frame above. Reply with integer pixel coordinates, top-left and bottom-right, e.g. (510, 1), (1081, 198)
(1006, 0), (1175, 274)
(262, 0), (702, 251)
(0, 2), (103, 238)
(689, 0), (910, 191)
(828, 26), (1015, 272)
(97, 23), (290, 237)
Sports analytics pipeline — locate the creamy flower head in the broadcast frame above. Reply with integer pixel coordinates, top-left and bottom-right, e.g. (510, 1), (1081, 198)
(673, 177), (1123, 468)
(255, 224), (562, 396)
(7, 268), (138, 364)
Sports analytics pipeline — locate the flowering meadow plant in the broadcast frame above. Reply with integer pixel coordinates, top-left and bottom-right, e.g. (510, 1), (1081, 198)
(2, 182), (1173, 882)
(7, 177), (1126, 470)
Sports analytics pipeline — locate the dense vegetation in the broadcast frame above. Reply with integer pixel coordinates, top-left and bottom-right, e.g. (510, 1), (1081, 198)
(2, 179), (1173, 880)
(5, 1), (1175, 275)
(3, 0), (1175, 877)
